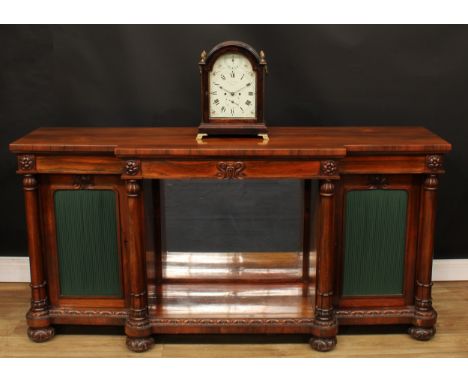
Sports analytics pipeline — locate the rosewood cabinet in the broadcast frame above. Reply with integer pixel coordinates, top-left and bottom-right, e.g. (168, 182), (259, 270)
(9, 127), (451, 352)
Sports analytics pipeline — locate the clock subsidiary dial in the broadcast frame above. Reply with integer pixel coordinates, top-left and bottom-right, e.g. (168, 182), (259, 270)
(209, 53), (256, 119)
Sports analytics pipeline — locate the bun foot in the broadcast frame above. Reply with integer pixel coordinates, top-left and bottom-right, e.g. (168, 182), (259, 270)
(309, 336), (337, 352)
(408, 326), (436, 341)
(27, 326), (55, 343)
(126, 336), (155, 352)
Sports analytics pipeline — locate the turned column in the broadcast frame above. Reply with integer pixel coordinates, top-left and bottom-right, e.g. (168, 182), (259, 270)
(310, 174), (338, 351)
(125, 177), (154, 352)
(19, 154), (54, 342)
(409, 169), (440, 340)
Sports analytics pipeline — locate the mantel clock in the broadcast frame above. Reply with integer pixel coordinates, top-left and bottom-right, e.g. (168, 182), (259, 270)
(198, 41), (268, 141)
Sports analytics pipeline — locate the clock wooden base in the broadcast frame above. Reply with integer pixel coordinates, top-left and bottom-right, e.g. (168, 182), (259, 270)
(9, 126), (451, 353)
(198, 123), (268, 136)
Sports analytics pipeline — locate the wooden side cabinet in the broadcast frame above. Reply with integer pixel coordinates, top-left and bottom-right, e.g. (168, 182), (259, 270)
(10, 127), (451, 352)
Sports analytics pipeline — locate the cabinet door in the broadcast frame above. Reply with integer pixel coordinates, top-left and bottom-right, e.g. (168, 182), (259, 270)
(335, 175), (419, 307)
(42, 175), (128, 308)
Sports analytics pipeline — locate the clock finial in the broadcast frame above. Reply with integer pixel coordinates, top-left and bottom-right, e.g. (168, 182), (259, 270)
(259, 50), (268, 74)
(199, 50), (207, 65)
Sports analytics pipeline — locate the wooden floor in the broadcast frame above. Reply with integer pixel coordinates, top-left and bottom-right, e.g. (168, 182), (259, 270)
(1, 281), (467, 357)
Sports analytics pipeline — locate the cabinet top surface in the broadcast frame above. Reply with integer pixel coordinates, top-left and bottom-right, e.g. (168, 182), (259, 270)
(9, 126), (451, 157)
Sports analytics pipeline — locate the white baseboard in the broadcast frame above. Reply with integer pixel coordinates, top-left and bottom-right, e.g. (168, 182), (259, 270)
(0, 257), (31, 282)
(432, 259), (468, 281)
(0, 257), (467, 283)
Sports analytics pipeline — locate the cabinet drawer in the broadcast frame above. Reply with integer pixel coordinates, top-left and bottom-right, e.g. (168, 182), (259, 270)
(139, 160), (334, 179)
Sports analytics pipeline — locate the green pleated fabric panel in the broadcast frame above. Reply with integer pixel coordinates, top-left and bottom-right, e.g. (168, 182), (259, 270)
(54, 190), (122, 297)
(342, 190), (407, 296)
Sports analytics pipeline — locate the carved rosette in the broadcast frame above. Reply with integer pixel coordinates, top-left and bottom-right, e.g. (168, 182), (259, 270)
(125, 160), (140, 176)
(426, 155), (443, 171)
(320, 160), (338, 176)
(126, 336), (155, 352)
(217, 161), (245, 179)
(408, 326), (436, 341)
(27, 326), (55, 343)
(18, 154), (35, 171)
(309, 336), (337, 352)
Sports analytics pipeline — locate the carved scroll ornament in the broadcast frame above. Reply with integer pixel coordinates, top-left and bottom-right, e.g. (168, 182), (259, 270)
(216, 161), (245, 179)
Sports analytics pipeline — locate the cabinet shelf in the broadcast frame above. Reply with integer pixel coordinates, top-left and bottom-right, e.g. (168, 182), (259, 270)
(148, 282), (315, 334)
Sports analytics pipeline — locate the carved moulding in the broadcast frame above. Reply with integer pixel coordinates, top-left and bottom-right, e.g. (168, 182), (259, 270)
(72, 175), (94, 189)
(150, 318), (315, 326)
(335, 307), (415, 319)
(424, 174), (439, 191)
(216, 161), (245, 179)
(368, 175), (389, 189)
(22, 174), (38, 191)
(49, 308), (129, 319)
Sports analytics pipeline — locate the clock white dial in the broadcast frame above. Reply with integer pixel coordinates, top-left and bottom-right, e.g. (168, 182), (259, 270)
(209, 52), (256, 119)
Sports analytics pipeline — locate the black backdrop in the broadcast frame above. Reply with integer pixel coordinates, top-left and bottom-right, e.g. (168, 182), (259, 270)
(1, 25), (467, 258)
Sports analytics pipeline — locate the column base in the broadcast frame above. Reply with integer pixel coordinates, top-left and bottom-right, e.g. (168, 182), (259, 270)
(27, 326), (55, 343)
(408, 326), (436, 341)
(126, 335), (155, 352)
(309, 336), (337, 352)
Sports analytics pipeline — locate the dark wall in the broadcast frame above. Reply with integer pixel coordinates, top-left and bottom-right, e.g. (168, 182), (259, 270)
(1, 25), (467, 258)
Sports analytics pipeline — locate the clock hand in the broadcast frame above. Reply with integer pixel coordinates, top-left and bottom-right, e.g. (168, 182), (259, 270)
(213, 82), (235, 95)
(232, 82), (253, 94)
(228, 99), (244, 112)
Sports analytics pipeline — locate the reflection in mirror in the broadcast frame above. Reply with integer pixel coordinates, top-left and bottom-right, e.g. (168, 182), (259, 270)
(157, 180), (317, 282)
(145, 179), (318, 317)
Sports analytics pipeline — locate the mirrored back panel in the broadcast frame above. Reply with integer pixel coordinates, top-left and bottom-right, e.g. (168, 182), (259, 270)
(150, 180), (317, 282)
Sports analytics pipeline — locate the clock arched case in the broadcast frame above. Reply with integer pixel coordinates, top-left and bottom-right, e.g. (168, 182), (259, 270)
(198, 41), (268, 136)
